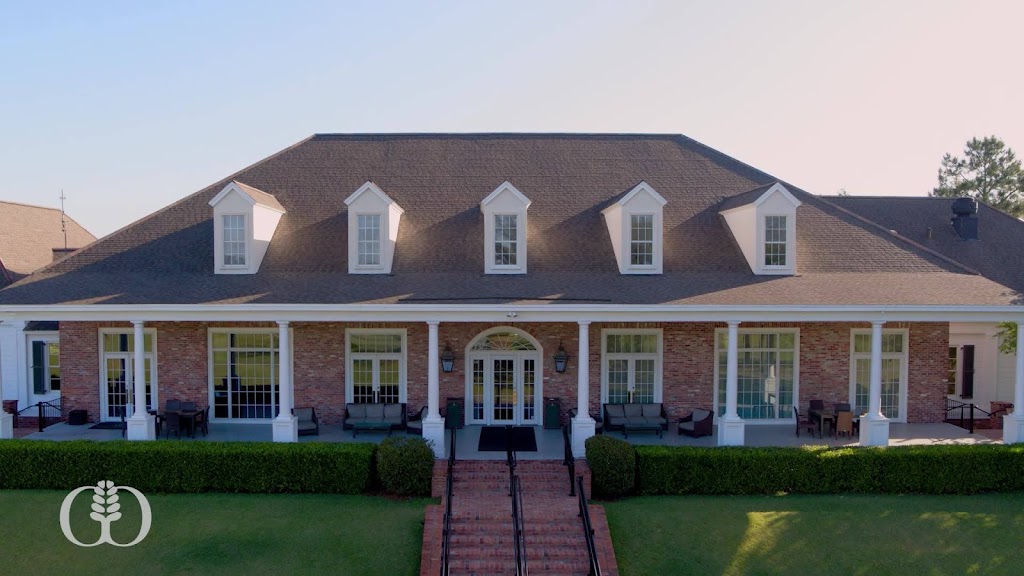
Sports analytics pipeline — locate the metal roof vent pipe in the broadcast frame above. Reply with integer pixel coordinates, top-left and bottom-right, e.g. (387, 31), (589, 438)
(951, 197), (979, 241)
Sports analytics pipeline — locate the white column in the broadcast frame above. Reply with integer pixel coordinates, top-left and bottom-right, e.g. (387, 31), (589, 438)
(571, 321), (595, 458)
(272, 321), (298, 442)
(0, 320), (24, 439)
(718, 321), (745, 446)
(422, 320), (445, 458)
(1003, 321), (1024, 443)
(126, 321), (156, 440)
(860, 321), (890, 446)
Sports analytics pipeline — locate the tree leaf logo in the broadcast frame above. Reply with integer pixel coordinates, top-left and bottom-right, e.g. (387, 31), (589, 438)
(60, 480), (152, 547)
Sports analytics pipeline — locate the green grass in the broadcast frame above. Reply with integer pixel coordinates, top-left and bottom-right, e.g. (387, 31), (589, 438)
(604, 494), (1024, 576)
(0, 490), (430, 576)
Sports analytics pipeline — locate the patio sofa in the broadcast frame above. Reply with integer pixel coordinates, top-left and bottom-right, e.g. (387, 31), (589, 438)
(603, 403), (669, 432)
(343, 403), (406, 431)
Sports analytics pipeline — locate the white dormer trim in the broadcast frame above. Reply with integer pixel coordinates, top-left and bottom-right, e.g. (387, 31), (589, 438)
(481, 181), (531, 274)
(720, 183), (802, 276)
(208, 181), (285, 275)
(344, 181), (404, 274)
(601, 181), (667, 274)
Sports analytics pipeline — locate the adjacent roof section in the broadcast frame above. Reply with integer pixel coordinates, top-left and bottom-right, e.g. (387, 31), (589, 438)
(0, 200), (96, 285)
(209, 181), (286, 213)
(0, 134), (1018, 307)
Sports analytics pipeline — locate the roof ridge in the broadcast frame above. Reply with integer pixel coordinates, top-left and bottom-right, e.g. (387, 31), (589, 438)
(812, 195), (983, 275)
(22, 135), (314, 279)
(311, 132), (684, 140)
(0, 199), (66, 212)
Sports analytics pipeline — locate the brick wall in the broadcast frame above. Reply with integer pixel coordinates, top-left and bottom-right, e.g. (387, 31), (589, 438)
(57, 320), (949, 426)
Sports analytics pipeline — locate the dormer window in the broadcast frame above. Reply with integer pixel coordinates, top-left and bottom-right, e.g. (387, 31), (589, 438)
(222, 214), (247, 267)
(208, 181), (285, 275)
(763, 215), (787, 267)
(344, 182), (404, 274)
(719, 182), (801, 275)
(481, 182), (531, 274)
(601, 181), (667, 274)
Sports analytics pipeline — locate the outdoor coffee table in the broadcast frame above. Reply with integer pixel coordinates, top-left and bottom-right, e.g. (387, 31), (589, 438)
(352, 421), (392, 438)
(623, 422), (662, 439)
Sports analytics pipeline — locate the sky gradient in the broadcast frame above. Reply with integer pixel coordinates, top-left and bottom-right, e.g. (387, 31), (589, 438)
(2, 0), (1022, 238)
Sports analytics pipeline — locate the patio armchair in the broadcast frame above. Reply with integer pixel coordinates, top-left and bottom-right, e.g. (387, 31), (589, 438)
(165, 399), (181, 411)
(835, 411), (854, 438)
(793, 405), (817, 437)
(678, 408), (714, 438)
(194, 406), (209, 437)
(163, 412), (182, 439)
(293, 407), (320, 436)
(406, 406), (426, 435)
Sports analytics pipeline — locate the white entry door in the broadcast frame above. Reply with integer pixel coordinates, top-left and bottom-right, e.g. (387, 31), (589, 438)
(100, 354), (155, 421)
(467, 353), (540, 425)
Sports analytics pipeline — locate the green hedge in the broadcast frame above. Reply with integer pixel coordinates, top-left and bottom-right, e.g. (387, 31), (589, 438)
(633, 445), (1024, 495)
(0, 440), (375, 494)
(585, 435), (637, 497)
(376, 436), (435, 496)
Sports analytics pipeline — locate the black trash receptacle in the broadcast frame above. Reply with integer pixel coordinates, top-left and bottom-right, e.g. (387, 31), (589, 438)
(543, 398), (561, 429)
(445, 398), (463, 429)
(68, 409), (88, 425)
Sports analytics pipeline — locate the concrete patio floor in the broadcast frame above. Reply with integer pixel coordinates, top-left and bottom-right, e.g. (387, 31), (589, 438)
(19, 421), (996, 459)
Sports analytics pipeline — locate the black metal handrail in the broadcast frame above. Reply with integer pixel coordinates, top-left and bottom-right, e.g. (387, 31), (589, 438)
(440, 428), (456, 576)
(506, 425), (517, 496)
(945, 398), (1010, 434)
(576, 475), (602, 576)
(14, 399), (65, 432)
(562, 423), (576, 497)
(511, 474), (528, 576)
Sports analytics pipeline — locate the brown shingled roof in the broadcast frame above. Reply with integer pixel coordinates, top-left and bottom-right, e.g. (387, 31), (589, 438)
(0, 134), (1017, 307)
(0, 201), (96, 285)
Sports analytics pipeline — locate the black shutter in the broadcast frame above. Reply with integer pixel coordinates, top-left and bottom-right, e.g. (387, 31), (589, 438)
(31, 341), (46, 394)
(961, 345), (975, 399)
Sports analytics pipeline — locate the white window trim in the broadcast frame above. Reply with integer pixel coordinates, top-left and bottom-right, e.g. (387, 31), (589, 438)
(601, 181), (667, 275)
(344, 329), (408, 404)
(207, 327), (293, 423)
(760, 214), (790, 270)
(220, 213), (249, 270)
(487, 212), (524, 271)
(354, 212), (385, 271)
(848, 328), (910, 423)
(98, 328), (158, 420)
(627, 213), (658, 271)
(599, 328), (663, 408)
(712, 327), (800, 424)
(481, 181), (530, 275)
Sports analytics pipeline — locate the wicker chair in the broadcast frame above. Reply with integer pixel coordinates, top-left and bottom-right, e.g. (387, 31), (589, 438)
(406, 406), (426, 435)
(678, 408), (714, 437)
(163, 412), (182, 439)
(793, 406), (817, 437)
(835, 411), (854, 439)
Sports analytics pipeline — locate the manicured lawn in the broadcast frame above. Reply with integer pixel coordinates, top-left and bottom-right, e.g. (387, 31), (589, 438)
(604, 494), (1024, 576)
(0, 490), (430, 576)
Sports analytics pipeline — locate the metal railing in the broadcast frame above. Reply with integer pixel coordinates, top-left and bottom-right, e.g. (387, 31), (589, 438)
(506, 425), (517, 496)
(511, 473), (528, 576)
(440, 429), (456, 576)
(945, 398), (1010, 434)
(15, 399), (65, 432)
(576, 475), (602, 576)
(562, 423), (576, 497)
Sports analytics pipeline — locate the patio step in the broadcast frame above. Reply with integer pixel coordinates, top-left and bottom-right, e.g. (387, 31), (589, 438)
(422, 460), (618, 576)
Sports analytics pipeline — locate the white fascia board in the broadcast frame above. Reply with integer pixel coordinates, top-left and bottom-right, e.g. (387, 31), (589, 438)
(481, 181), (531, 208)
(344, 181), (405, 214)
(1, 303), (1022, 324)
(754, 183), (801, 208)
(209, 182), (257, 208)
(601, 181), (667, 215)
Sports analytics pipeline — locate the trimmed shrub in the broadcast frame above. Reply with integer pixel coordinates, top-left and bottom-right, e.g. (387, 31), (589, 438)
(0, 440), (375, 494)
(376, 436), (435, 496)
(586, 435), (636, 497)
(634, 444), (1024, 495)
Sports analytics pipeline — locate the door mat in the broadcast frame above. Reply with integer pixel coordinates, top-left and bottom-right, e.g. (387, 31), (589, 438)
(89, 422), (126, 430)
(477, 426), (537, 452)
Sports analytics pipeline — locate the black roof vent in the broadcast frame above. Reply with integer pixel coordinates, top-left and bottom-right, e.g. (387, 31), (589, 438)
(951, 197), (979, 241)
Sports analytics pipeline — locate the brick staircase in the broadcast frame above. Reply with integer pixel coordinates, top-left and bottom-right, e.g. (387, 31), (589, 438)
(421, 460), (618, 576)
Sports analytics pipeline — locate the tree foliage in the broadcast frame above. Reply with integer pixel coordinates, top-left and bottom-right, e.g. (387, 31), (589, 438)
(998, 322), (1017, 355)
(931, 136), (1024, 218)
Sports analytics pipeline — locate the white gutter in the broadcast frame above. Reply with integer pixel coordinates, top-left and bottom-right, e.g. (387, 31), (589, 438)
(0, 303), (1021, 323)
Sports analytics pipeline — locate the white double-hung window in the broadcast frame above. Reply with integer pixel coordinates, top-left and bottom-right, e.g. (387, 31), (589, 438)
(602, 330), (662, 405)
(345, 182), (404, 274)
(629, 214), (654, 267)
(481, 181), (530, 274)
(346, 330), (406, 404)
(222, 214), (247, 267)
(356, 214), (382, 267)
(493, 214), (519, 267)
(763, 215), (788, 267)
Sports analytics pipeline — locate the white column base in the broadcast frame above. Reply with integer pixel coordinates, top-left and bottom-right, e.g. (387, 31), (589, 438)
(1003, 413), (1024, 444)
(717, 415), (745, 446)
(272, 415), (298, 443)
(859, 414), (890, 446)
(571, 416), (596, 458)
(422, 416), (446, 458)
(0, 411), (12, 439)
(126, 414), (156, 440)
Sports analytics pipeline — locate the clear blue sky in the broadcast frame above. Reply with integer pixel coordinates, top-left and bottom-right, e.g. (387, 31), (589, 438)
(2, 0), (1021, 238)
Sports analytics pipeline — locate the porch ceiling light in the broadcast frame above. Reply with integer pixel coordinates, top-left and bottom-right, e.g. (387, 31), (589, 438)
(554, 343), (569, 373)
(440, 344), (456, 373)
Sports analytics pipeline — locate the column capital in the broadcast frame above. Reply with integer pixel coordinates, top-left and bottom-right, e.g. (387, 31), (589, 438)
(871, 320), (886, 328)
(277, 320), (290, 328)
(426, 320), (440, 327)
(577, 320), (591, 327)
(131, 320), (145, 327)
(727, 320), (741, 328)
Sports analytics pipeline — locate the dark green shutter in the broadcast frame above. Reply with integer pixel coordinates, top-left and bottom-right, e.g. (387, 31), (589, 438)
(31, 341), (46, 394)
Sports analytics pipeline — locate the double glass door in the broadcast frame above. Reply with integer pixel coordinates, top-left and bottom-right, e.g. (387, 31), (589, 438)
(101, 354), (154, 421)
(468, 354), (539, 425)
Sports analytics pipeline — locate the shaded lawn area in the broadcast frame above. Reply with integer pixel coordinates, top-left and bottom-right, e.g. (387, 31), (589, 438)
(0, 490), (429, 576)
(604, 494), (1024, 576)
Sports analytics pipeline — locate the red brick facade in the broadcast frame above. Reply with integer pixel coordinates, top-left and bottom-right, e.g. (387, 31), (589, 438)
(58, 320), (948, 425)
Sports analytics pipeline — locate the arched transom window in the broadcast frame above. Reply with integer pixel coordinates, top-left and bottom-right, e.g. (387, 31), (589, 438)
(470, 332), (538, 351)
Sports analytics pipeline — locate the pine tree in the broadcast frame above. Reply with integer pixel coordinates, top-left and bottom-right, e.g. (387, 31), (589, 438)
(931, 136), (1024, 218)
